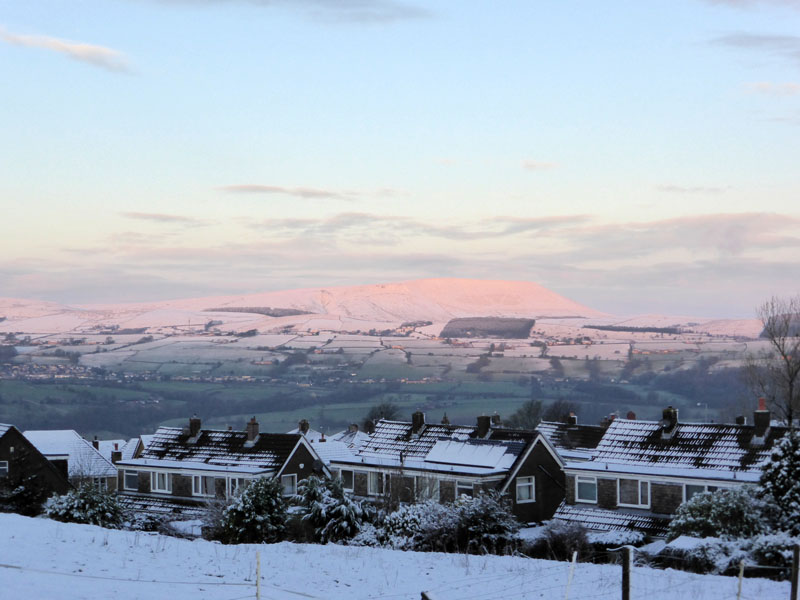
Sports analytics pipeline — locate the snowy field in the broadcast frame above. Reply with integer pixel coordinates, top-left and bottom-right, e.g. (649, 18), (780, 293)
(0, 514), (790, 600)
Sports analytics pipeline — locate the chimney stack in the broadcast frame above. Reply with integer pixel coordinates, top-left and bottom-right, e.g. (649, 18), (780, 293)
(298, 419), (310, 434)
(568, 412), (578, 426)
(626, 411), (636, 420)
(246, 416), (259, 442)
(92, 436), (99, 450)
(735, 415), (747, 426)
(476, 415), (491, 438)
(189, 415), (202, 438)
(441, 413), (450, 425)
(348, 423), (359, 433)
(753, 398), (770, 440)
(660, 406), (678, 439)
(411, 411), (425, 434)
(111, 450), (122, 464)
(491, 413), (502, 427)
(364, 419), (375, 434)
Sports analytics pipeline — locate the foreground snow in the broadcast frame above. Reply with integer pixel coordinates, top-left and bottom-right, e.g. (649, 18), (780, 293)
(0, 514), (790, 600)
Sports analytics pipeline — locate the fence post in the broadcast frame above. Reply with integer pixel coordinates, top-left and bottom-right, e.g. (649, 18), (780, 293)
(792, 544), (799, 600)
(621, 546), (631, 600)
(737, 560), (744, 600)
(564, 551), (577, 600)
(256, 550), (261, 600)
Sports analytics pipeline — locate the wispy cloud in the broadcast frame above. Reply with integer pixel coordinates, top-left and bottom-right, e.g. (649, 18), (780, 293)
(656, 184), (726, 194)
(746, 81), (800, 95)
(218, 184), (348, 199)
(703, 0), (800, 9)
(0, 26), (129, 72)
(523, 160), (558, 171)
(120, 212), (206, 225)
(149, 0), (430, 24)
(711, 32), (800, 66)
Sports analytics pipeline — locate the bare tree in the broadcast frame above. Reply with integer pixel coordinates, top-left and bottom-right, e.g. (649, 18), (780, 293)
(745, 295), (800, 427)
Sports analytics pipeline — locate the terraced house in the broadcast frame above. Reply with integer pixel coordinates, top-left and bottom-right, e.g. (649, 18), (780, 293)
(115, 416), (328, 517)
(328, 412), (566, 524)
(555, 402), (786, 537)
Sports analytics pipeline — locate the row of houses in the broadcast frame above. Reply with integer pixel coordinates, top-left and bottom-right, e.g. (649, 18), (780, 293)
(0, 399), (785, 537)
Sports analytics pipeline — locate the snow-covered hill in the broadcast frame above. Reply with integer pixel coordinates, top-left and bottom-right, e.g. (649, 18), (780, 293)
(0, 514), (789, 600)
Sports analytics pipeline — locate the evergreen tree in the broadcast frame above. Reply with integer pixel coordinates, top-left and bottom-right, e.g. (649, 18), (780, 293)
(667, 487), (770, 541)
(44, 484), (124, 528)
(219, 477), (287, 544)
(759, 430), (800, 534)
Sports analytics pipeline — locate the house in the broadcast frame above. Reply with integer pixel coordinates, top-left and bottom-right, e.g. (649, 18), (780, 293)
(329, 412), (565, 524)
(0, 423), (71, 511)
(115, 416), (329, 517)
(23, 429), (118, 491)
(554, 401), (787, 537)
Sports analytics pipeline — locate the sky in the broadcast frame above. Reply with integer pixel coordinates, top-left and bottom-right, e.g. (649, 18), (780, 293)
(1, 0), (799, 318)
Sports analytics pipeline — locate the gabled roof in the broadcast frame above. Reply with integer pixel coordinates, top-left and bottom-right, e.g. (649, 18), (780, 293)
(0, 423), (11, 437)
(357, 419), (475, 462)
(309, 440), (358, 465)
(96, 439), (126, 463)
(330, 428), (371, 450)
(569, 418), (788, 482)
(536, 420), (606, 460)
(287, 427), (325, 442)
(121, 426), (306, 473)
(23, 430), (117, 479)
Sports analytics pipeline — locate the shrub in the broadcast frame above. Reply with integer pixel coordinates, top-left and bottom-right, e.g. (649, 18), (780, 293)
(44, 484), (124, 528)
(667, 487), (770, 541)
(218, 477), (287, 544)
(297, 476), (371, 543)
(525, 520), (592, 561)
(760, 431), (800, 535)
(454, 491), (519, 555)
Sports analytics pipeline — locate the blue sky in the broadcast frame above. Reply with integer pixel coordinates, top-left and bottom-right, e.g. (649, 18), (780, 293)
(1, 0), (799, 317)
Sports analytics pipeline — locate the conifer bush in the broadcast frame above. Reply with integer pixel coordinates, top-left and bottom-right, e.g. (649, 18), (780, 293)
(219, 477), (287, 544)
(44, 484), (124, 528)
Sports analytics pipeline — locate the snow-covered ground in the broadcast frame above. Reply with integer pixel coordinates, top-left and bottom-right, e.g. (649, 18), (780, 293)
(0, 514), (790, 600)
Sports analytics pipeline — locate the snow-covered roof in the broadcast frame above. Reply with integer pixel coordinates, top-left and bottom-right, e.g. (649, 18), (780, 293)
(329, 428), (370, 450)
(0, 423), (11, 437)
(120, 438), (140, 461)
(425, 439), (516, 469)
(553, 501), (670, 537)
(96, 439), (127, 463)
(287, 427), (325, 442)
(357, 419), (475, 461)
(117, 458), (271, 475)
(136, 426), (307, 472)
(23, 430), (117, 479)
(116, 494), (207, 519)
(582, 418), (787, 476)
(309, 440), (357, 465)
(536, 420), (606, 461)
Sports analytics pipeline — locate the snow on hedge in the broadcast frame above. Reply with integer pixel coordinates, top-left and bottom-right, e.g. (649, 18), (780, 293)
(0, 513), (791, 600)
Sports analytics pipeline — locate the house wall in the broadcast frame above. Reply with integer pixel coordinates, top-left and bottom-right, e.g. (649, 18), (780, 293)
(508, 440), (565, 523)
(651, 482), (683, 515)
(137, 470), (151, 493)
(354, 472), (368, 496)
(597, 478), (617, 509)
(281, 443), (321, 483)
(440, 480), (455, 503)
(565, 475), (575, 504)
(0, 428), (71, 504)
(172, 474), (192, 498)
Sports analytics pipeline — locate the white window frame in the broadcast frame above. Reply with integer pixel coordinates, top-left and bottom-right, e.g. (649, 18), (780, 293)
(192, 475), (217, 497)
(415, 476), (440, 502)
(683, 483), (727, 503)
(93, 477), (108, 491)
(151, 471), (172, 493)
(228, 477), (248, 498)
(367, 472), (384, 496)
(0, 461), (8, 478)
(456, 480), (474, 497)
(617, 478), (650, 508)
(516, 476), (536, 504)
(281, 474), (297, 497)
(576, 476), (598, 503)
(123, 470), (138, 491)
(340, 469), (354, 492)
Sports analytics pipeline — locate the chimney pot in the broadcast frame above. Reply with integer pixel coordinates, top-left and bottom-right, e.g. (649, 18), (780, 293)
(568, 412), (578, 426)
(626, 411), (636, 420)
(441, 413), (450, 425)
(412, 411), (425, 434)
(476, 415), (491, 437)
(758, 397), (767, 412)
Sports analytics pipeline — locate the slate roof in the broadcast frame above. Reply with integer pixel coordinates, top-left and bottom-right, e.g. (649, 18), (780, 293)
(121, 426), (303, 473)
(117, 494), (207, 519)
(536, 421), (606, 460)
(23, 429), (117, 479)
(572, 418), (788, 482)
(553, 501), (671, 537)
(337, 419), (529, 476)
(309, 440), (358, 465)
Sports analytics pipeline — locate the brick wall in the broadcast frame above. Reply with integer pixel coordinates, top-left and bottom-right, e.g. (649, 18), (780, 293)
(597, 478), (617, 509)
(651, 482), (683, 515)
(137, 470), (150, 493)
(172, 474), (191, 498)
(565, 475), (575, 504)
(440, 480), (455, 503)
(354, 471), (368, 496)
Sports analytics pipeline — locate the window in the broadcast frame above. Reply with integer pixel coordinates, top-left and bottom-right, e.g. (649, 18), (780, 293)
(415, 476), (440, 502)
(0, 461), (8, 478)
(456, 480), (474, 498)
(151, 472), (172, 493)
(281, 474), (297, 496)
(340, 469), (354, 491)
(228, 477), (247, 497)
(684, 483), (726, 502)
(516, 476), (535, 503)
(93, 478), (108, 491)
(368, 472), (384, 496)
(576, 476), (597, 503)
(192, 475), (217, 497)
(123, 470), (138, 491)
(618, 479), (649, 507)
